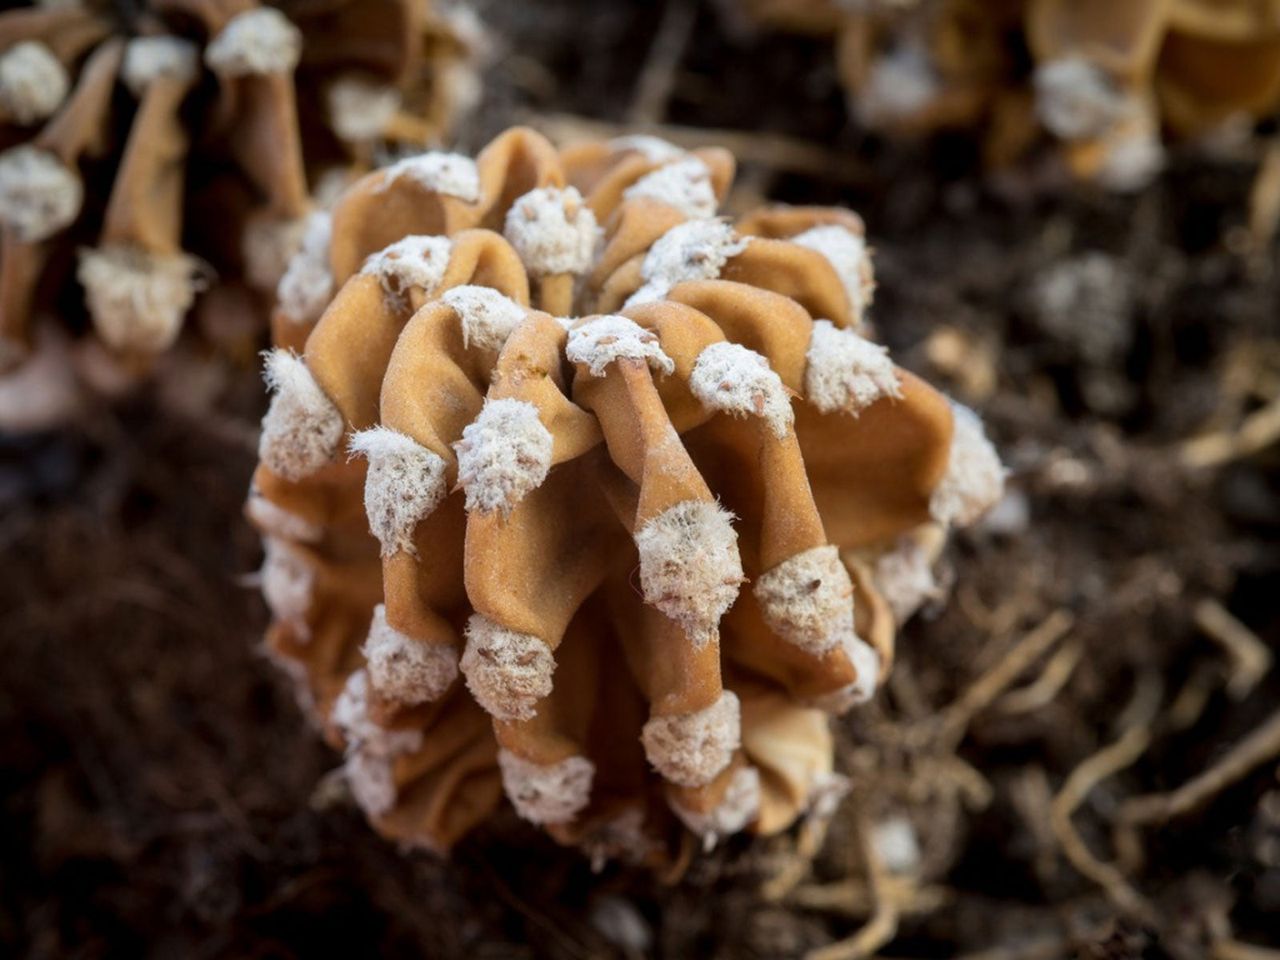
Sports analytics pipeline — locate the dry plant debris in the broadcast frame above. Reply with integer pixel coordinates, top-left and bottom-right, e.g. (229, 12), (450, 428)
(244, 126), (1006, 867)
(731, 0), (1280, 190)
(0, 0), (479, 432)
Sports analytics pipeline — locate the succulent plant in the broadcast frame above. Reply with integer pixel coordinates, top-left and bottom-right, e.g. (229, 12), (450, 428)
(246, 127), (1005, 866)
(735, 0), (1280, 190)
(0, 0), (477, 430)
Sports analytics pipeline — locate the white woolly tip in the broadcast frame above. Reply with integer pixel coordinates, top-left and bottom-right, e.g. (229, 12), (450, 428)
(258, 350), (345, 482)
(453, 398), (553, 516)
(503, 186), (599, 277)
(805, 319), (900, 415)
(243, 214), (309, 292)
(623, 156), (718, 219)
(441, 285), (526, 353)
(634, 500), (744, 647)
(276, 211), (333, 325)
(806, 771), (852, 819)
(245, 488), (322, 543)
(332, 669), (424, 817)
(609, 134), (684, 162)
(565, 314), (674, 378)
(1034, 57), (1131, 141)
(929, 402), (1005, 528)
(0, 145), (82, 242)
(261, 537), (313, 633)
(361, 235), (452, 299)
(671, 765), (760, 851)
(689, 341), (793, 438)
(78, 247), (203, 354)
(1097, 125), (1164, 193)
(873, 535), (942, 623)
(791, 226), (875, 325)
(327, 76), (402, 143)
(378, 152), (481, 203)
(642, 691), (741, 788)
(626, 218), (748, 307)
(459, 615), (555, 722)
(753, 545), (854, 657)
(362, 604), (458, 706)
(122, 36), (198, 96)
(204, 8), (302, 77)
(856, 42), (940, 129)
(0, 41), (69, 124)
(870, 815), (922, 876)
(810, 634), (881, 714)
(348, 426), (448, 557)
(498, 749), (595, 825)
(580, 807), (658, 872)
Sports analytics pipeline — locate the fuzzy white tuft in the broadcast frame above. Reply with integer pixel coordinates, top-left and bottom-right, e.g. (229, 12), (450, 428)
(753, 545), (855, 657)
(623, 156), (718, 219)
(460, 614), (555, 721)
(871, 815), (922, 876)
(809, 633), (880, 714)
(688, 341), (793, 438)
(258, 349), (345, 481)
(441, 285), (526, 353)
(641, 690), (740, 788)
(806, 771), (852, 819)
(1097, 124), (1163, 193)
(0, 41), (68, 124)
(276, 211), (333, 325)
(204, 8), (302, 76)
(243, 214), (308, 291)
(671, 765), (760, 851)
(565, 314), (674, 378)
(634, 499), (743, 647)
(261, 537), (313, 633)
(246, 488), (322, 542)
(873, 535), (942, 623)
(362, 604), (458, 705)
(348, 426), (448, 557)
(122, 36), (198, 95)
(805, 319), (900, 414)
(503, 186), (599, 277)
(626, 218), (748, 306)
(856, 42), (939, 128)
(791, 225), (874, 324)
(580, 807), (659, 872)
(332, 669), (424, 817)
(929, 402), (1005, 528)
(609, 135), (684, 163)
(360, 235), (452, 299)
(78, 246), (204, 353)
(378, 152), (481, 203)
(1034, 57), (1132, 141)
(326, 76), (401, 143)
(497, 749), (595, 825)
(0, 145), (82, 242)
(453, 398), (553, 516)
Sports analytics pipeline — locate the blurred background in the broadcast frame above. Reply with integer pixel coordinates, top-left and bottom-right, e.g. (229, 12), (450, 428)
(2, 0), (1278, 957)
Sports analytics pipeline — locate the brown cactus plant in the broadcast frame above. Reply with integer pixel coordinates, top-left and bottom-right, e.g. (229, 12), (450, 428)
(736, 0), (1280, 190)
(246, 127), (1005, 866)
(0, 0), (477, 430)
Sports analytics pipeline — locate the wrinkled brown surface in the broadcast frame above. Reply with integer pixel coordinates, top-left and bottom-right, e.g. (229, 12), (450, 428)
(2, 0), (1279, 956)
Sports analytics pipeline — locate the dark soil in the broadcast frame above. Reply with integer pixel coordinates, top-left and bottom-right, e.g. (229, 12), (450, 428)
(3, 1), (1278, 957)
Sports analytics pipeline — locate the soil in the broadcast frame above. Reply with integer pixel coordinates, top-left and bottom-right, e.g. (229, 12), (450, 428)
(2, 1), (1278, 958)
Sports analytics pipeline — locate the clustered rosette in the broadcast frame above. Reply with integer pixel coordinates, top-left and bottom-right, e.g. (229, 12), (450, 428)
(247, 127), (1005, 867)
(0, 0), (476, 430)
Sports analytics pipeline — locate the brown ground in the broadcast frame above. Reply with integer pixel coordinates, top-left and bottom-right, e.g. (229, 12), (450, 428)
(3, 2), (1279, 957)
